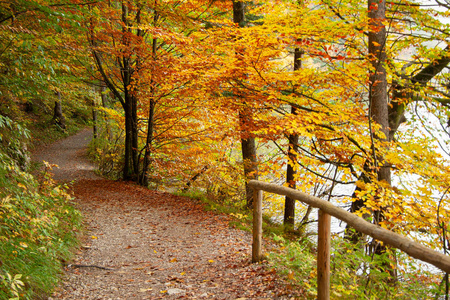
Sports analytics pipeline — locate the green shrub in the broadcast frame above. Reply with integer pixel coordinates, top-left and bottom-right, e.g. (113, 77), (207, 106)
(0, 116), (81, 299)
(87, 116), (123, 180)
(268, 234), (444, 299)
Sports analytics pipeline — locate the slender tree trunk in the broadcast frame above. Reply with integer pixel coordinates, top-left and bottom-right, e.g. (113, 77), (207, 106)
(123, 93), (136, 180)
(90, 80), (98, 140)
(140, 97), (155, 186)
(100, 85), (108, 108)
(284, 114), (298, 226)
(131, 94), (138, 174)
(140, 7), (158, 186)
(52, 91), (66, 129)
(99, 85), (113, 140)
(92, 105), (98, 139)
(284, 128), (298, 226)
(122, 94), (139, 181)
(122, 2), (133, 181)
(233, 0), (258, 208)
(239, 116), (258, 207)
(284, 47), (302, 226)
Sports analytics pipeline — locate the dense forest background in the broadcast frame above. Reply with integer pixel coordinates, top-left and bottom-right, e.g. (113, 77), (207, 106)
(2, 0), (450, 298)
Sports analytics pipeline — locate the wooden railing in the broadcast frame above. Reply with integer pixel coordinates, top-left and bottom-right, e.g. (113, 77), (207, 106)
(249, 180), (450, 300)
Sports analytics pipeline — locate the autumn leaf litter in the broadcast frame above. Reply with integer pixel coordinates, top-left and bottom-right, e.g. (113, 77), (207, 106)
(35, 129), (301, 299)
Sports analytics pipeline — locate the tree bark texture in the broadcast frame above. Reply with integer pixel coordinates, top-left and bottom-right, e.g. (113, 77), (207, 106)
(284, 107), (298, 226)
(284, 47), (302, 226)
(239, 113), (258, 208)
(368, 0), (391, 186)
(92, 105), (98, 139)
(232, 0), (245, 25)
(123, 92), (139, 181)
(140, 98), (155, 186)
(350, 0), (390, 215)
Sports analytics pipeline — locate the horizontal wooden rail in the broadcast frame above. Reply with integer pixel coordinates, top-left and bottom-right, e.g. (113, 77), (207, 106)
(248, 179), (450, 274)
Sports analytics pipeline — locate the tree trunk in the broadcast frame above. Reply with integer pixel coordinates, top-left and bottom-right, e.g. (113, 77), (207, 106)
(92, 104), (98, 139)
(284, 121), (298, 226)
(350, 0), (390, 218)
(346, 0), (392, 256)
(140, 97), (155, 186)
(239, 117), (258, 208)
(99, 85), (113, 140)
(368, 0), (391, 244)
(52, 91), (66, 129)
(139, 11), (158, 186)
(233, 0), (258, 208)
(367, 0), (395, 275)
(368, 0), (390, 187)
(233, 0), (245, 26)
(123, 93), (136, 180)
(131, 94), (139, 175)
(284, 47), (302, 226)
(120, 2), (140, 181)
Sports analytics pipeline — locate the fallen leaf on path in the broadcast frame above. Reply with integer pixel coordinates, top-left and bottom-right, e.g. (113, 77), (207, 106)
(288, 271), (295, 281)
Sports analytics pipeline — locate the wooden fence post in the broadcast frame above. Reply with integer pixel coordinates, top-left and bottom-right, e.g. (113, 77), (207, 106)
(252, 189), (263, 263)
(317, 209), (331, 300)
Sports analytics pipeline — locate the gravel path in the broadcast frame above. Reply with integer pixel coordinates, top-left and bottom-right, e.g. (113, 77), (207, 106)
(32, 129), (300, 299)
(32, 128), (101, 181)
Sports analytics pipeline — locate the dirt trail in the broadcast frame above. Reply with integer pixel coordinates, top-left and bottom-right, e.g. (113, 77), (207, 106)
(32, 129), (298, 299)
(32, 128), (101, 181)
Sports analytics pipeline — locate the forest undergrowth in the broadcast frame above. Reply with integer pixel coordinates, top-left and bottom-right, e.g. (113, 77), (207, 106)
(173, 188), (444, 299)
(0, 115), (83, 299)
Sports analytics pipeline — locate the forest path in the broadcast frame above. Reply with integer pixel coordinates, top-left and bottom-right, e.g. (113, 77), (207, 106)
(31, 129), (298, 299)
(32, 128), (101, 181)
